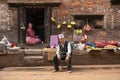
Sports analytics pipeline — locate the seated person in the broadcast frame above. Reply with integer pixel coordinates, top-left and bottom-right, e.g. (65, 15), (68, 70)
(26, 23), (41, 44)
(53, 33), (72, 73)
(0, 35), (11, 48)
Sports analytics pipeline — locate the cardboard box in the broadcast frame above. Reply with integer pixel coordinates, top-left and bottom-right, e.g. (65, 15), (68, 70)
(44, 48), (56, 60)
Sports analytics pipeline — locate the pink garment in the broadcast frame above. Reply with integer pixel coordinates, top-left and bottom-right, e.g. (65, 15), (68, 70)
(26, 28), (40, 44)
(26, 28), (36, 37)
(26, 37), (40, 44)
(50, 35), (58, 48)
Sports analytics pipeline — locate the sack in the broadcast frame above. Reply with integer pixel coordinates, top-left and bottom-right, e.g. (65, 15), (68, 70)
(107, 41), (118, 46)
(94, 40), (106, 48)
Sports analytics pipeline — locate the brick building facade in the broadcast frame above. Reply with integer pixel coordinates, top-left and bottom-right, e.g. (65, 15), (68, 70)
(0, 0), (120, 45)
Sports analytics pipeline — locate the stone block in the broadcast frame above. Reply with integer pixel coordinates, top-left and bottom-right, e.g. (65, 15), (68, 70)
(7, 47), (20, 54)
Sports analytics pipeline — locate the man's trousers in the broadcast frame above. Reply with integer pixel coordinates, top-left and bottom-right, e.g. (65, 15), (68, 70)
(53, 54), (72, 71)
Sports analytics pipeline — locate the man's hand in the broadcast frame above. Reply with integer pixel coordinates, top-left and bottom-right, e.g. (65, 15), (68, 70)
(57, 55), (61, 61)
(65, 55), (70, 62)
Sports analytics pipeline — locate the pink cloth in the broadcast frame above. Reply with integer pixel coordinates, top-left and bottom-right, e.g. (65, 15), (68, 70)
(50, 35), (58, 48)
(26, 28), (36, 37)
(107, 41), (118, 46)
(81, 34), (87, 41)
(26, 28), (40, 44)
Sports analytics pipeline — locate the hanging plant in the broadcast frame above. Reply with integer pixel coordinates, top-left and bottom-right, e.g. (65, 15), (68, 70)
(51, 17), (56, 22)
(71, 21), (76, 25)
(57, 24), (61, 29)
(76, 29), (82, 35)
(62, 21), (67, 25)
(83, 19), (91, 31)
(67, 24), (72, 29)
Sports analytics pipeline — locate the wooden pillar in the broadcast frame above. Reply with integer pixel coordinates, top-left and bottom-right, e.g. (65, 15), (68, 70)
(44, 6), (52, 43)
(19, 7), (26, 44)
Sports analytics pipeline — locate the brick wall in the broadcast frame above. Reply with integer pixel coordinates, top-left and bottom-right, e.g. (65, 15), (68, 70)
(0, 3), (18, 43)
(0, 54), (23, 67)
(51, 0), (120, 41)
(0, 0), (120, 44)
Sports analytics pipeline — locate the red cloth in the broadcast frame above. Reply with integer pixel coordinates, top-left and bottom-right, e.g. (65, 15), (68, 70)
(11, 43), (17, 47)
(107, 41), (118, 46)
(94, 40), (106, 48)
(81, 34), (87, 41)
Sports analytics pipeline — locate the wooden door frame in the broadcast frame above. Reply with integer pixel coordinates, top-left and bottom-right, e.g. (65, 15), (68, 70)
(18, 6), (52, 44)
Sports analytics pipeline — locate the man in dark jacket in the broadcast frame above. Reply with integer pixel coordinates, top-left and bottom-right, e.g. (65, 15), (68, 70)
(53, 33), (72, 73)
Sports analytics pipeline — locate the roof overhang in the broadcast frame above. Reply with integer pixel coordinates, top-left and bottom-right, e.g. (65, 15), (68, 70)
(7, 0), (61, 7)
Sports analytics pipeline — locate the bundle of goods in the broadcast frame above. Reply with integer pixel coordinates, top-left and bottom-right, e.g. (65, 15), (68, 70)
(107, 41), (118, 46)
(86, 41), (96, 48)
(94, 40), (106, 48)
(104, 45), (117, 49)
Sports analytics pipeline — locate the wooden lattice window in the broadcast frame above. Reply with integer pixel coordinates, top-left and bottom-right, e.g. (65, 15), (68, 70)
(111, 0), (120, 5)
(74, 15), (104, 30)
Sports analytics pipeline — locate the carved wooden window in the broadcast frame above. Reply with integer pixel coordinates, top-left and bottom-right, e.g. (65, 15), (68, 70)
(74, 15), (104, 30)
(111, 0), (120, 5)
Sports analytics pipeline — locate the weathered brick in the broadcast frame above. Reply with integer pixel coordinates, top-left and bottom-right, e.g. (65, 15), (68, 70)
(0, 0), (120, 43)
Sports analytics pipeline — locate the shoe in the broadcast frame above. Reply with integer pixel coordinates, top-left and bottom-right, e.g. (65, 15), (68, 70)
(67, 70), (72, 73)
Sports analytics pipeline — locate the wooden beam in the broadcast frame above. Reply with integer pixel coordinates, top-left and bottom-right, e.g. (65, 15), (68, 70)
(7, 0), (61, 4)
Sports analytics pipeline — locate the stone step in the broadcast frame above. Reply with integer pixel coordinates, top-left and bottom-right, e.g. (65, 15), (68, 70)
(24, 52), (44, 56)
(22, 55), (44, 65)
(23, 56), (43, 59)
(21, 49), (45, 65)
(23, 56), (43, 61)
(20, 49), (44, 52)
(24, 44), (44, 49)
(20, 49), (44, 56)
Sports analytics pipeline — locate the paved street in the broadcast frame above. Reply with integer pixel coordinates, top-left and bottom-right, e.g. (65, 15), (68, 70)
(0, 65), (120, 80)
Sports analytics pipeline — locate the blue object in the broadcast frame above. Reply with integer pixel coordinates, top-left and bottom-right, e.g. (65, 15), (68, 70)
(85, 42), (96, 48)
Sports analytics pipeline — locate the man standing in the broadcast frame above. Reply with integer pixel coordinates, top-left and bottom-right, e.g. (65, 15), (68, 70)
(53, 33), (72, 73)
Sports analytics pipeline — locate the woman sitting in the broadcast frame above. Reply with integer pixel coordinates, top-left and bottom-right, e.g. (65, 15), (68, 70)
(26, 23), (41, 44)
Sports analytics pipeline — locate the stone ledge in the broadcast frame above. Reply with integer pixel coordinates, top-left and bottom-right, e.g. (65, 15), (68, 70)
(7, 49), (20, 55)
(73, 49), (120, 55)
(73, 50), (88, 55)
(20, 49), (43, 52)
(0, 50), (7, 55)
(23, 56), (43, 60)
(1, 64), (120, 71)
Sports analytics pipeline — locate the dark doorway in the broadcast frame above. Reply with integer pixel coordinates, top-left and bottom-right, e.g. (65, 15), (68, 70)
(26, 7), (45, 42)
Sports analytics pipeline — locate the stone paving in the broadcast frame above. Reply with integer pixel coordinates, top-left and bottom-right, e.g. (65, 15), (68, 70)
(0, 65), (120, 80)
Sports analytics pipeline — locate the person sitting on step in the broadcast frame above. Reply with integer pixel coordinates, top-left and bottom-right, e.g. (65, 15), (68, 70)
(53, 33), (72, 73)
